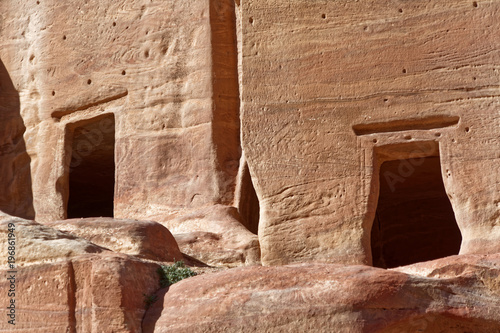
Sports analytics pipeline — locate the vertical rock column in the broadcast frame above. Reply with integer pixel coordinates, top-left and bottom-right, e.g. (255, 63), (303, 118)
(0, 1), (36, 219)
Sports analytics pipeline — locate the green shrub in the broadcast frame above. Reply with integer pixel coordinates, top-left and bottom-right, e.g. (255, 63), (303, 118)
(157, 261), (197, 288)
(143, 293), (158, 309)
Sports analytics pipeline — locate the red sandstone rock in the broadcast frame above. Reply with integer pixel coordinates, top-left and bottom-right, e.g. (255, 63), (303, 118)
(167, 205), (260, 267)
(0, 0), (241, 223)
(0, 253), (159, 333)
(48, 217), (183, 262)
(0, 61), (34, 220)
(143, 254), (500, 333)
(0, 216), (160, 332)
(1, 0), (500, 332)
(241, 0), (500, 265)
(0, 217), (106, 267)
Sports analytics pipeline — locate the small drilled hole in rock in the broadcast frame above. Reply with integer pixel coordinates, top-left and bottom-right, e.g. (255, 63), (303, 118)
(373, 139), (378, 143)
(435, 132), (441, 137)
(36, 0), (40, 4)
(249, 17), (254, 24)
(63, 35), (67, 40)
(473, 1), (478, 7)
(404, 135), (412, 140)
(87, 79), (92, 85)
(383, 98), (389, 102)
(402, 69), (407, 74)
(52, 91), (55, 96)
(144, 50), (150, 58)
(29, 54), (35, 62)
(398, 8), (403, 13)
(465, 127), (470, 132)
(122, 70), (126, 75)
(112, 22), (116, 27)
(322, 14), (326, 19)
(473, 77), (477, 80)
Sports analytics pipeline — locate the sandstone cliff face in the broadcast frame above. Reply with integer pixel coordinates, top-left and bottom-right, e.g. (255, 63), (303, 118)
(0, 57), (33, 219)
(241, 0), (500, 265)
(0, 0), (241, 224)
(1, 0), (500, 332)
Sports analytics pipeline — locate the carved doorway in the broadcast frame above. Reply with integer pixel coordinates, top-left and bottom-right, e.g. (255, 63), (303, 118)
(66, 113), (115, 218)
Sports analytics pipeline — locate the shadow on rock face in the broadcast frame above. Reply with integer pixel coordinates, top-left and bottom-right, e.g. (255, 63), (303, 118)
(142, 287), (169, 333)
(0, 58), (34, 219)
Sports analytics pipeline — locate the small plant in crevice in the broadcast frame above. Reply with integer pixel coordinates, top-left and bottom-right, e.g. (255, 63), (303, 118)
(158, 261), (197, 288)
(143, 293), (158, 309)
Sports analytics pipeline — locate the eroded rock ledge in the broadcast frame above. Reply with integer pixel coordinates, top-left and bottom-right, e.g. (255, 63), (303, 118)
(144, 254), (500, 333)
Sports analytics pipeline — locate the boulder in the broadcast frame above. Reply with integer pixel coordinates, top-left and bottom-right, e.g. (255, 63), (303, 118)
(48, 217), (183, 262)
(143, 254), (500, 332)
(0, 216), (161, 332)
(166, 205), (260, 267)
(0, 253), (160, 333)
(0, 217), (105, 267)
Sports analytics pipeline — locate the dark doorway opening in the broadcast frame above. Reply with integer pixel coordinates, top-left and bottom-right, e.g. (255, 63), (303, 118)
(67, 114), (115, 218)
(371, 156), (461, 268)
(238, 163), (260, 235)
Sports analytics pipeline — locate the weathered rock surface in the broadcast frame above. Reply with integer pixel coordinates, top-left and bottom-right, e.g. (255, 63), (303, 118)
(242, 0), (500, 265)
(167, 205), (260, 267)
(1, 253), (159, 333)
(48, 217), (183, 262)
(143, 254), (500, 333)
(1, 0), (499, 332)
(0, 60), (34, 220)
(0, 216), (105, 267)
(0, 216), (160, 332)
(0, 0), (240, 223)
